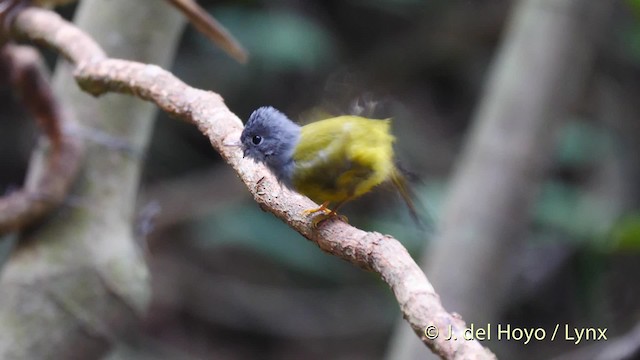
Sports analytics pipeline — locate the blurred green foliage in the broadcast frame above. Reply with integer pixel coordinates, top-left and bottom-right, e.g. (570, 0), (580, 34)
(533, 122), (611, 245)
(555, 121), (609, 168)
(611, 213), (640, 250)
(194, 202), (357, 280)
(623, 0), (640, 62)
(534, 181), (609, 244)
(213, 7), (336, 72)
(627, 0), (640, 18)
(533, 120), (629, 250)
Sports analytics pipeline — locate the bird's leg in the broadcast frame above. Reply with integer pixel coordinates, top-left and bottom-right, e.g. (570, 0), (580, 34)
(327, 200), (349, 223)
(302, 201), (331, 216)
(306, 200), (349, 228)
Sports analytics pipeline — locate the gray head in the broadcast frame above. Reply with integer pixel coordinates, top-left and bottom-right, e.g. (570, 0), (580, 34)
(241, 106), (301, 186)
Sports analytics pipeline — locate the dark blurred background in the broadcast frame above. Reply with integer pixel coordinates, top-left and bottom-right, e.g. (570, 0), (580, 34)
(2, 0), (640, 359)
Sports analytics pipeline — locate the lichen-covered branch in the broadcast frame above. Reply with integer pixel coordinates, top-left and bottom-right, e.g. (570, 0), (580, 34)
(11, 7), (495, 359)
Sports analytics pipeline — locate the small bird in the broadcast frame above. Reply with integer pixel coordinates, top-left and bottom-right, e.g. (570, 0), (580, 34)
(240, 106), (419, 227)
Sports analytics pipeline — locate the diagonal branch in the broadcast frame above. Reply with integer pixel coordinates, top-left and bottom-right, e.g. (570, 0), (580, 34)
(11, 7), (495, 359)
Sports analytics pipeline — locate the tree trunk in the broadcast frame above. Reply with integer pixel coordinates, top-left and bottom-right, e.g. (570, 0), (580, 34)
(0, 0), (184, 358)
(386, 0), (612, 358)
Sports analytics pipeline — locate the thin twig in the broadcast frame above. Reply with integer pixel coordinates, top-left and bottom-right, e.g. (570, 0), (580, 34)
(165, 0), (248, 63)
(11, 8), (495, 359)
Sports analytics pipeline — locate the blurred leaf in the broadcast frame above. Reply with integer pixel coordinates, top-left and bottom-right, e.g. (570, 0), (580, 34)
(623, 21), (640, 63)
(621, 1), (640, 64)
(349, 0), (433, 15)
(627, 0), (640, 18)
(210, 7), (337, 71)
(610, 213), (640, 251)
(556, 121), (609, 168)
(534, 182), (611, 245)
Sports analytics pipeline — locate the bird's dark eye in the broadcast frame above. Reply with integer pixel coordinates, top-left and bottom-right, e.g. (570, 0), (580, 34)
(252, 135), (263, 145)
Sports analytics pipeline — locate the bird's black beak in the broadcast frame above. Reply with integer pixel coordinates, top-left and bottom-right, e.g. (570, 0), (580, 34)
(242, 148), (249, 158)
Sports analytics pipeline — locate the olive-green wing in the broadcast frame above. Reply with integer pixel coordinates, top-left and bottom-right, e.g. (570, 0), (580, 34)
(292, 116), (394, 203)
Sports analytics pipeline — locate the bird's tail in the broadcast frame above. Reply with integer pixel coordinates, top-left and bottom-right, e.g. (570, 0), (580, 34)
(390, 167), (431, 230)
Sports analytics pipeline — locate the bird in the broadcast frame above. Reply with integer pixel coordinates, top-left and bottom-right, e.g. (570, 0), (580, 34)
(240, 106), (419, 227)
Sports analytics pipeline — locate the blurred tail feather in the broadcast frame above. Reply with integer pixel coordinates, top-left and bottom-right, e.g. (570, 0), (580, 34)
(390, 168), (431, 230)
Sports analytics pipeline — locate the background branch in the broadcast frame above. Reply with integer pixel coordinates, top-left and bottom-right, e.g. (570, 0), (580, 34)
(9, 6), (495, 360)
(0, 44), (82, 235)
(0, 1), (185, 358)
(139, 166), (245, 230)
